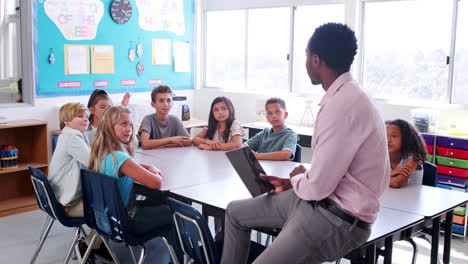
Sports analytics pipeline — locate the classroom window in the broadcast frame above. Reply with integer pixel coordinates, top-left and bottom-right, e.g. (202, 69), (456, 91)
(246, 8), (290, 92)
(292, 4), (344, 96)
(205, 10), (246, 91)
(361, 0), (452, 103)
(452, 0), (468, 105)
(204, 4), (344, 94)
(0, 0), (21, 103)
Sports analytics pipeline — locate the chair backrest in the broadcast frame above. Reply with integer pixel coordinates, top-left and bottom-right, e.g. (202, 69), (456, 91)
(293, 144), (302, 162)
(422, 161), (437, 187)
(51, 135), (59, 154)
(80, 168), (130, 242)
(166, 197), (219, 264)
(28, 166), (63, 220)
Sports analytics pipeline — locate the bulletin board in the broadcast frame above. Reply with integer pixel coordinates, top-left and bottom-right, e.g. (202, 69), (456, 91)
(35, 0), (195, 97)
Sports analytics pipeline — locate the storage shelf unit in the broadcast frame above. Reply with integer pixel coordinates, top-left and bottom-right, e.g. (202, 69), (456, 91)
(0, 120), (48, 217)
(423, 134), (468, 241)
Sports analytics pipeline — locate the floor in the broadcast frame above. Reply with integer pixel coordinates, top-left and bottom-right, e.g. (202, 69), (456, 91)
(0, 209), (467, 264)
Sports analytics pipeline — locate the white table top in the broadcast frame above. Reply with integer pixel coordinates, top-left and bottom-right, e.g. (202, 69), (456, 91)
(135, 146), (308, 191)
(367, 207), (424, 243)
(380, 185), (468, 218)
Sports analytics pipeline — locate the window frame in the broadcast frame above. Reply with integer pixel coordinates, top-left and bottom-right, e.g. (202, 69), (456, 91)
(358, 0), (467, 106)
(0, 0), (34, 107)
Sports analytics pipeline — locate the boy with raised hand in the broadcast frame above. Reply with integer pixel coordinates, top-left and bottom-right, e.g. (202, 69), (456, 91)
(139, 85), (192, 149)
(247, 97), (298, 161)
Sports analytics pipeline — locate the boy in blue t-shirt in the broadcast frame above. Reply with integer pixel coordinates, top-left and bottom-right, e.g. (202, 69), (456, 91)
(247, 98), (299, 160)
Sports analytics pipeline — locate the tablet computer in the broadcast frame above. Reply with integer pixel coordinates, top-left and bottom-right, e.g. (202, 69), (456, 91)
(225, 146), (275, 197)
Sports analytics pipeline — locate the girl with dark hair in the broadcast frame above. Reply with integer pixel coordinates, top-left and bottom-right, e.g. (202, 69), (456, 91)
(386, 119), (427, 187)
(86, 89), (131, 143)
(193, 96), (244, 150)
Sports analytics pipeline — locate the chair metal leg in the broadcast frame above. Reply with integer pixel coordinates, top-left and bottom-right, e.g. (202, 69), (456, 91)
(265, 235), (272, 247)
(161, 236), (180, 264)
(101, 236), (120, 264)
(256, 231), (262, 243)
(335, 259), (341, 264)
(184, 255), (191, 264)
(30, 216), (55, 264)
(78, 226), (88, 238)
(129, 246), (138, 264)
(80, 232), (98, 264)
(407, 238), (418, 264)
(138, 245), (146, 264)
(63, 227), (82, 264)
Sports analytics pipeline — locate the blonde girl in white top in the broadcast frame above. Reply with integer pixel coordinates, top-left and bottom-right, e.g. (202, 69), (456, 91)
(48, 103), (90, 217)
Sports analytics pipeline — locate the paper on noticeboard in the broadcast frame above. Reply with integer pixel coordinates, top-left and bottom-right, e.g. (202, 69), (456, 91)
(173, 41), (190, 73)
(65, 45), (90, 75)
(152, 39), (171, 65)
(91, 45), (115, 74)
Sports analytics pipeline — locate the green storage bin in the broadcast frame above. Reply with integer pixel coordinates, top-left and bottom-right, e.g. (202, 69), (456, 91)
(454, 206), (466, 216)
(427, 154), (433, 162)
(436, 156), (468, 169)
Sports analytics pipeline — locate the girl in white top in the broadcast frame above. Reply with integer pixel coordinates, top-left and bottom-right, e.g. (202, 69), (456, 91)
(386, 119), (427, 187)
(193, 96), (244, 151)
(86, 89), (131, 143)
(48, 103), (90, 217)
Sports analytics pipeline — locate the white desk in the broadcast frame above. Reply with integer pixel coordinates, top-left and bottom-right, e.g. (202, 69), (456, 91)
(135, 146), (306, 191)
(381, 185), (468, 218)
(380, 185), (468, 264)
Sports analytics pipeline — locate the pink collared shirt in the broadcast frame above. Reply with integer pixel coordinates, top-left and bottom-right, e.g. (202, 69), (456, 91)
(291, 72), (390, 223)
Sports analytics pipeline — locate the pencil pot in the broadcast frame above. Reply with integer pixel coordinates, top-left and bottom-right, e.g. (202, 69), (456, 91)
(0, 145), (19, 170)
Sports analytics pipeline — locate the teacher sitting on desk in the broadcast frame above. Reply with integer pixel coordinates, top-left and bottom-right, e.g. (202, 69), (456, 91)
(221, 23), (390, 264)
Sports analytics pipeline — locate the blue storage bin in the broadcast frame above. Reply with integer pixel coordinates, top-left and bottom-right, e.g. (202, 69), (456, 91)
(452, 223), (465, 235)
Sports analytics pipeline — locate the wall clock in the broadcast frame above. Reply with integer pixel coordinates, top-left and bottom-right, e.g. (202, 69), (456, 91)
(110, 0), (132, 24)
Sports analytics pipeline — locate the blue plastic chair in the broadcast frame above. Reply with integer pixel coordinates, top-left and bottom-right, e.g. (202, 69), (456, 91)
(293, 144), (302, 162)
(51, 134), (59, 154)
(167, 197), (266, 264)
(422, 161), (437, 187)
(80, 168), (179, 264)
(28, 165), (86, 264)
(166, 197), (220, 264)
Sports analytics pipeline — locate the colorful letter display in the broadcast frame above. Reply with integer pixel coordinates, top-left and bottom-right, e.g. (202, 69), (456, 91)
(135, 0), (185, 35)
(44, 0), (104, 40)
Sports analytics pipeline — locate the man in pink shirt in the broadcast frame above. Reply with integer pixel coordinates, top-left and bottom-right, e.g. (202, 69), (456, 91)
(221, 23), (390, 264)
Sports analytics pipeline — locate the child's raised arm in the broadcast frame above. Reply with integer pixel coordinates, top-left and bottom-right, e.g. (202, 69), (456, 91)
(121, 92), (131, 106)
(389, 158), (419, 188)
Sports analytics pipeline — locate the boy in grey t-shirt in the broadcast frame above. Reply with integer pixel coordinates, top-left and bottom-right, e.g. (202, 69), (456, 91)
(139, 85), (192, 149)
(247, 98), (298, 160)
